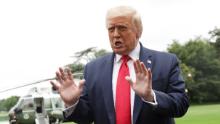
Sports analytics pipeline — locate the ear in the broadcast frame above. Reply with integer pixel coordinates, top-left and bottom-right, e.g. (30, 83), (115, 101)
(134, 27), (140, 39)
(136, 33), (139, 39)
(136, 32), (140, 39)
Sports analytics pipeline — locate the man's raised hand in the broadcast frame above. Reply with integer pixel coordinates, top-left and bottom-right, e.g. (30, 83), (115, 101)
(126, 60), (154, 102)
(50, 67), (85, 107)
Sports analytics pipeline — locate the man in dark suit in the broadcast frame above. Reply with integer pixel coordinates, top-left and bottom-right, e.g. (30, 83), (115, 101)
(51, 6), (189, 124)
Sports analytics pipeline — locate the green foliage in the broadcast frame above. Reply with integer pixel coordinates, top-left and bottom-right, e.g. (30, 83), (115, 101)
(73, 47), (109, 63)
(0, 96), (19, 111)
(4, 96), (19, 111)
(168, 37), (220, 103)
(209, 27), (220, 58)
(66, 63), (84, 73)
(67, 48), (109, 73)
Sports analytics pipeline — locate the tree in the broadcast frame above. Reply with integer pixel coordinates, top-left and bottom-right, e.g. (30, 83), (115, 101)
(168, 37), (220, 103)
(2, 96), (19, 111)
(66, 48), (109, 73)
(209, 27), (220, 58)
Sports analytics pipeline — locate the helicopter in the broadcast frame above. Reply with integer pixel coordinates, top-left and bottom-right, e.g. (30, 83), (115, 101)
(0, 73), (83, 124)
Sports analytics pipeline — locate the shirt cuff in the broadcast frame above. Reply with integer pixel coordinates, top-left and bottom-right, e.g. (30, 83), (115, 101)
(141, 90), (158, 106)
(63, 100), (79, 118)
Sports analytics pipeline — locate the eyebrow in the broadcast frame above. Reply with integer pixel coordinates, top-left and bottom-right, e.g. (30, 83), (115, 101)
(108, 23), (129, 28)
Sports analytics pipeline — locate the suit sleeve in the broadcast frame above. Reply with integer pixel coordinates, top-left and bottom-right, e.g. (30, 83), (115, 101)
(63, 64), (93, 124)
(152, 54), (189, 117)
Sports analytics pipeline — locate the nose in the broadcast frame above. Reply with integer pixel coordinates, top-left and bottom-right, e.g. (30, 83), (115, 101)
(113, 28), (120, 38)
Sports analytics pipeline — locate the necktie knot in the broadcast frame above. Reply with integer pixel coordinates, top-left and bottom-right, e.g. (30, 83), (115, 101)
(121, 55), (130, 63)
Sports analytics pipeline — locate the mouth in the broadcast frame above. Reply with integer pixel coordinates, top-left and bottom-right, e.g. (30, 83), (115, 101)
(114, 41), (123, 48)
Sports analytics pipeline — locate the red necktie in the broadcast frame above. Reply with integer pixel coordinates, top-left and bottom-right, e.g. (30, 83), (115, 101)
(116, 55), (131, 124)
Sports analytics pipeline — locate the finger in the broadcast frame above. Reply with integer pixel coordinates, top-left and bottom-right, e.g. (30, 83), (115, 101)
(125, 76), (134, 87)
(140, 62), (148, 76)
(148, 68), (152, 82)
(136, 60), (143, 73)
(59, 67), (66, 81)
(78, 79), (85, 89)
(50, 81), (60, 91)
(56, 72), (63, 84)
(148, 68), (152, 88)
(66, 68), (73, 80)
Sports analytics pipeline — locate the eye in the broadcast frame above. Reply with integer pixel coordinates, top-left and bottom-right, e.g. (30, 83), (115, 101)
(108, 27), (115, 33)
(118, 25), (128, 32)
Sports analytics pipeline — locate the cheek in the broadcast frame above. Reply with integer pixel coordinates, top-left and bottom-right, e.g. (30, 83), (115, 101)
(126, 36), (137, 49)
(108, 34), (112, 41)
(126, 35), (135, 43)
(108, 38), (114, 47)
(108, 33), (113, 40)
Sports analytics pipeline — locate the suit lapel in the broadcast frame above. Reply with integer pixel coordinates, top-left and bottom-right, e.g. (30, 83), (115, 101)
(133, 44), (152, 124)
(101, 53), (116, 124)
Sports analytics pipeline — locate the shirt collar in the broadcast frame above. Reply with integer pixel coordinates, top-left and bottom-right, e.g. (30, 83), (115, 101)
(115, 42), (140, 63)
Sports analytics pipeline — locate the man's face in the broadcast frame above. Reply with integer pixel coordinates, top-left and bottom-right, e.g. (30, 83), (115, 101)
(107, 16), (139, 55)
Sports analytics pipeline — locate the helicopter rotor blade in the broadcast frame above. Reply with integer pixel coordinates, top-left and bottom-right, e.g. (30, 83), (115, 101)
(0, 77), (55, 93)
(0, 73), (83, 93)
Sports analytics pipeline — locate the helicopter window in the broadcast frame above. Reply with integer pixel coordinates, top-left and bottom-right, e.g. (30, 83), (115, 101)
(36, 106), (42, 113)
(22, 99), (34, 111)
(28, 103), (34, 108)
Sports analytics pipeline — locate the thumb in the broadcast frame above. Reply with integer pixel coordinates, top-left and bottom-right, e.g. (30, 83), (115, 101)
(78, 79), (85, 89)
(125, 76), (134, 87)
(50, 81), (60, 91)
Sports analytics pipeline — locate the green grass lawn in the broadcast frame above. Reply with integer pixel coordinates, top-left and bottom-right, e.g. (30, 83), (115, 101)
(64, 104), (220, 124)
(175, 104), (220, 124)
(1, 104), (220, 124)
(63, 104), (220, 124)
(0, 112), (8, 121)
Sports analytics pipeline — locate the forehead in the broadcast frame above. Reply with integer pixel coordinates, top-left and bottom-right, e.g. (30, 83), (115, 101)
(107, 16), (133, 27)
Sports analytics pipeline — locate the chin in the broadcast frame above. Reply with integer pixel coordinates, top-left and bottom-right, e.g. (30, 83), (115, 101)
(113, 49), (127, 55)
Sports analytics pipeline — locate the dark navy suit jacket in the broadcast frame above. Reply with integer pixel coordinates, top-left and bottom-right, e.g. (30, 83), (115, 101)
(64, 44), (189, 124)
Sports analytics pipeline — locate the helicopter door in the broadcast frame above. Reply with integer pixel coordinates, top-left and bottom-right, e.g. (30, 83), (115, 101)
(34, 97), (49, 124)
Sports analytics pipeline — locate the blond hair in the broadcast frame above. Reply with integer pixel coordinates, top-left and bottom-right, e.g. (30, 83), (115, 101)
(106, 6), (143, 39)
